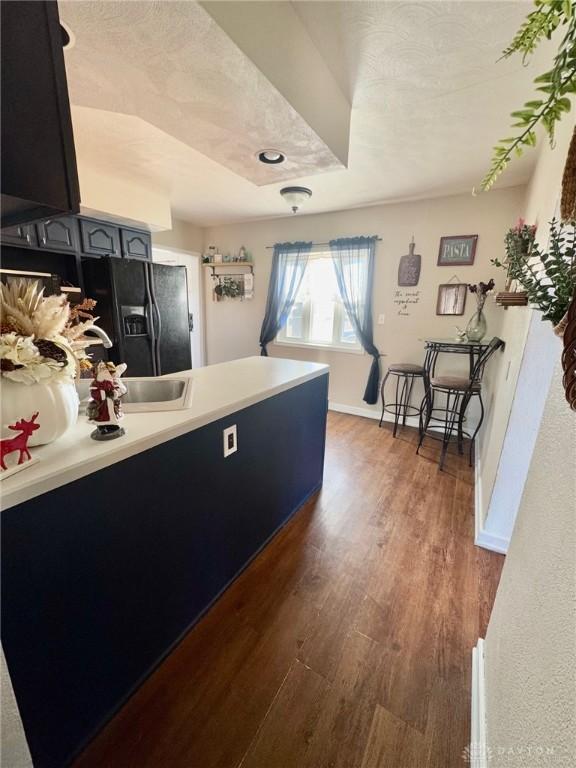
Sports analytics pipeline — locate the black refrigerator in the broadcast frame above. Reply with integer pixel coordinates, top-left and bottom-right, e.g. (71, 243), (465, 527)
(83, 257), (192, 376)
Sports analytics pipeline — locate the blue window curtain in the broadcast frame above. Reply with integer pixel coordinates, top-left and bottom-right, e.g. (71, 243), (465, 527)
(330, 236), (381, 404)
(259, 241), (312, 356)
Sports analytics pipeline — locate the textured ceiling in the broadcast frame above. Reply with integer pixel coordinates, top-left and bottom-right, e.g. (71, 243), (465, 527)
(62, 1), (551, 226)
(60, 0), (345, 186)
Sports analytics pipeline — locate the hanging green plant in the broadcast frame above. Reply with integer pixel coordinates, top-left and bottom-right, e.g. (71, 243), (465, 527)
(214, 277), (244, 299)
(492, 218), (576, 328)
(482, 0), (576, 191)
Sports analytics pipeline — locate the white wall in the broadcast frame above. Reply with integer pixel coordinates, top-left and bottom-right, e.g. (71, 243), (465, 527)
(152, 218), (204, 254)
(477, 311), (558, 552)
(477, 115), (575, 550)
(77, 161), (172, 231)
(484, 356), (576, 766)
(476, 113), (576, 764)
(204, 187), (524, 415)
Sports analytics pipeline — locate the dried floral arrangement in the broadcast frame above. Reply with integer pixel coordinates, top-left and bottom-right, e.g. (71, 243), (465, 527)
(0, 279), (99, 385)
(492, 218), (576, 329)
(468, 279), (496, 311)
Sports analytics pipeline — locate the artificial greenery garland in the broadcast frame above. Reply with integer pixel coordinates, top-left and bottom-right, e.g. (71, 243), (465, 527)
(482, 0), (576, 190)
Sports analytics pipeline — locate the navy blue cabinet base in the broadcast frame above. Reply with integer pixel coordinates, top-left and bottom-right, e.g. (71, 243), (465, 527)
(1, 375), (328, 768)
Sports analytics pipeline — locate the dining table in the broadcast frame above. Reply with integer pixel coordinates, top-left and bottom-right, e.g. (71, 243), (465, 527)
(422, 337), (490, 380)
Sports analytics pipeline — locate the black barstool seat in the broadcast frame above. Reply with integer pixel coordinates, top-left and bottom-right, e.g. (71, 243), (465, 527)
(388, 363), (426, 374)
(430, 376), (481, 391)
(380, 363), (428, 437)
(418, 337), (504, 470)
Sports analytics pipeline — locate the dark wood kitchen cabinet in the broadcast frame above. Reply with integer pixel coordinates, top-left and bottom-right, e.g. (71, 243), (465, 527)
(0, 223), (38, 249)
(1, 1), (80, 227)
(36, 215), (79, 253)
(1, 215), (152, 267)
(120, 227), (152, 260)
(79, 218), (121, 258)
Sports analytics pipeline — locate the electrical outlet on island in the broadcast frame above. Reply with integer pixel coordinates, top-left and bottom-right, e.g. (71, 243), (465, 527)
(223, 425), (237, 457)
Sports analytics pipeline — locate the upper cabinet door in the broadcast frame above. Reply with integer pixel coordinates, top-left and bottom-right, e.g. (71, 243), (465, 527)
(36, 216), (79, 253)
(121, 228), (152, 260)
(0, 1), (80, 227)
(0, 223), (38, 249)
(79, 219), (121, 258)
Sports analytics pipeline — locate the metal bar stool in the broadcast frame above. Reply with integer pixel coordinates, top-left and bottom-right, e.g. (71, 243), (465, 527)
(417, 337), (504, 470)
(379, 363), (428, 437)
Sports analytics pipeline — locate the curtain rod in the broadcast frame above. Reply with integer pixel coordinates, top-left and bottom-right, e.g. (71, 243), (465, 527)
(265, 237), (382, 250)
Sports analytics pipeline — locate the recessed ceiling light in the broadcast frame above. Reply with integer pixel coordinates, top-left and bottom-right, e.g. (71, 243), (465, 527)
(257, 149), (286, 165)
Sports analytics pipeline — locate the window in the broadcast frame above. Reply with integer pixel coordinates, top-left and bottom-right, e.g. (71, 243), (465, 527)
(276, 252), (362, 352)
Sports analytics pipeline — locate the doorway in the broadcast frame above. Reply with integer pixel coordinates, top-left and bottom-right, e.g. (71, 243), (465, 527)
(152, 247), (205, 368)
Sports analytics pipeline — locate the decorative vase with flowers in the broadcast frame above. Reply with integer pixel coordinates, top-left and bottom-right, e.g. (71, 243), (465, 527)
(0, 279), (101, 445)
(466, 280), (495, 342)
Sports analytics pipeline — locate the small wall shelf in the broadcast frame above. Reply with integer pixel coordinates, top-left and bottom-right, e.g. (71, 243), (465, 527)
(203, 262), (254, 277)
(495, 291), (529, 309)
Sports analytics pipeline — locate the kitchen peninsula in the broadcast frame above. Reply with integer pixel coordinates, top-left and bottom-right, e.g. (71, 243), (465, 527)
(1, 356), (329, 768)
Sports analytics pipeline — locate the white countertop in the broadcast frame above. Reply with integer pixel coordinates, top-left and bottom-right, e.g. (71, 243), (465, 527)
(0, 356), (329, 511)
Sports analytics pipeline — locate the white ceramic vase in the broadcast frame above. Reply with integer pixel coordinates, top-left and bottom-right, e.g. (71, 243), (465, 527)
(0, 378), (79, 446)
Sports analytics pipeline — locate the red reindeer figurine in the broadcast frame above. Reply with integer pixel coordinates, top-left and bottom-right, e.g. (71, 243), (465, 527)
(0, 413), (40, 471)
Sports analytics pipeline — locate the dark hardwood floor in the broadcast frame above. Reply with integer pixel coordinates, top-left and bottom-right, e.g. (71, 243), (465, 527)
(74, 412), (504, 768)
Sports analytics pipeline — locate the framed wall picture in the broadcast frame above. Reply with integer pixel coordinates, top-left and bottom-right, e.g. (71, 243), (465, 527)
(437, 235), (478, 266)
(436, 283), (467, 315)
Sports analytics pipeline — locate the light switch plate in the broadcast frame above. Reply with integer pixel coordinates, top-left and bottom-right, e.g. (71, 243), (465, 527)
(377, 314), (386, 325)
(223, 425), (237, 457)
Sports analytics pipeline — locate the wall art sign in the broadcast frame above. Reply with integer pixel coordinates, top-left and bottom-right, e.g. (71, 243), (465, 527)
(437, 235), (478, 266)
(436, 283), (467, 315)
(398, 238), (421, 286)
(393, 289), (421, 316)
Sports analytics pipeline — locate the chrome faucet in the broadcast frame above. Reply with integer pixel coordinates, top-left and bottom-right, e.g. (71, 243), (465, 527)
(83, 325), (113, 349)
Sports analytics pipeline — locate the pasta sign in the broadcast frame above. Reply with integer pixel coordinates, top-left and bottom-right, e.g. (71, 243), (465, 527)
(437, 235), (478, 266)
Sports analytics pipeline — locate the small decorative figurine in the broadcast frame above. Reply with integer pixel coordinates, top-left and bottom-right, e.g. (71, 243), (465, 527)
(87, 361), (128, 441)
(0, 412), (40, 470)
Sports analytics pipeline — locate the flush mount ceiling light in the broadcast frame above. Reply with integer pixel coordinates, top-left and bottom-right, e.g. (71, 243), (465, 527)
(280, 186), (312, 214)
(257, 149), (286, 164)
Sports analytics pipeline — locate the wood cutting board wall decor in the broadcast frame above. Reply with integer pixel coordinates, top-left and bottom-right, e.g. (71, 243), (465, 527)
(398, 239), (421, 286)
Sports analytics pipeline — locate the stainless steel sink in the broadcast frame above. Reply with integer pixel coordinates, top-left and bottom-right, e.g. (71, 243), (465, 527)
(123, 379), (185, 404)
(76, 376), (193, 413)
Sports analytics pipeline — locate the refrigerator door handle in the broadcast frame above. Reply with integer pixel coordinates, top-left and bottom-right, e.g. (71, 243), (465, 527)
(148, 263), (163, 376)
(153, 302), (162, 375)
(143, 262), (157, 376)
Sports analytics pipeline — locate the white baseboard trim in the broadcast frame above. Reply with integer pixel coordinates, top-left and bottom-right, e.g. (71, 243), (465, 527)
(475, 528), (509, 555)
(474, 454), (509, 555)
(474, 451), (483, 537)
(328, 401), (421, 429)
(471, 638), (488, 768)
